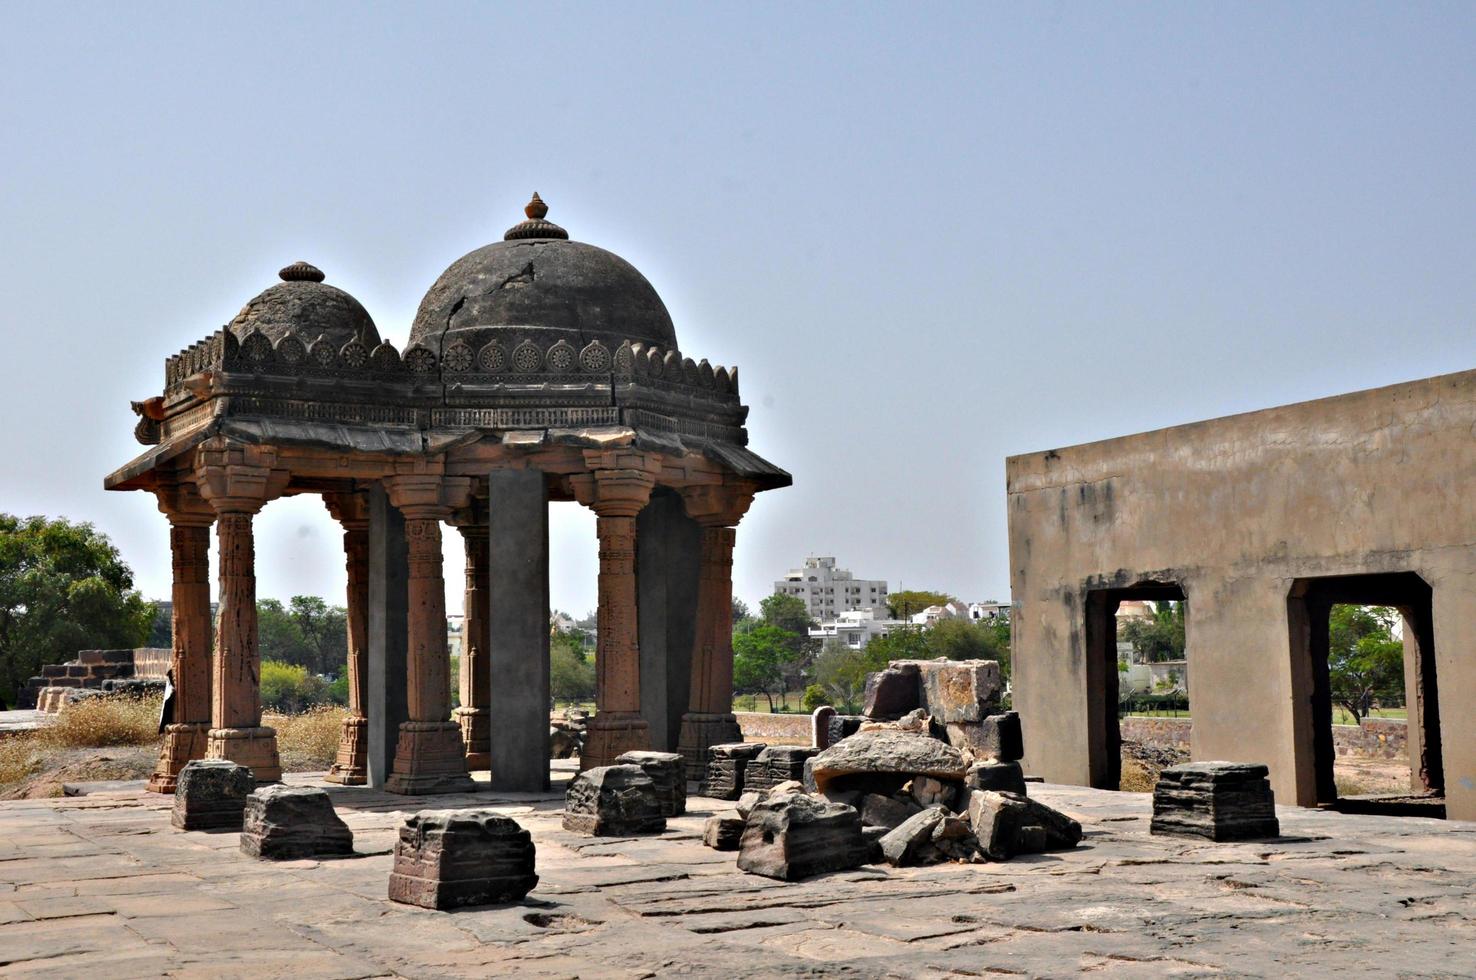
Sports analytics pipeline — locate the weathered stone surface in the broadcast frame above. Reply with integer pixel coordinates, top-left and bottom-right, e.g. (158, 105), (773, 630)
(965, 759), (1027, 795)
(860, 792), (919, 830)
(388, 810), (537, 910)
(616, 750), (686, 817)
(240, 785), (353, 860)
(735, 790), (763, 818)
(808, 728), (968, 795)
(736, 792), (870, 881)
(702, 810), (745, 850)
(909, 659), (1002, 724)
(562, 764), (665, 836)
(968, 790), (1082, 860)
(862, 664), (920, 719)
(172, 759), (255, 831)
(746, 745), (820, 791)
(1151, 761), (1280, 841)
(703, 741), (765, 800)
(550, 727), (581, 759)
(880, 805), (948, 866)
(910, 775), (958, 809)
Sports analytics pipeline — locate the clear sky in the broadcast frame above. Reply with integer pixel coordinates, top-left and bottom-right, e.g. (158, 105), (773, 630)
(2, 3), (1473, 617)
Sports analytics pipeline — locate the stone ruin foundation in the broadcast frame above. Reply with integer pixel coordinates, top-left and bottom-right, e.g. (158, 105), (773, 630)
(240, 785), (354, 860)
(172, 759), (254, 832)
(1151, 762), (1280, 841)
(388, 810), (538, 910)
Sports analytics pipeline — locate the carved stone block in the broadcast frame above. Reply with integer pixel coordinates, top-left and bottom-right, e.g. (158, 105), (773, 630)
(562, 764), (666, 836)
(615, 750), (686, 817)
(172, 759), (255, 831)
(388, 810), (538, 910)
(240, 785), (354, 860)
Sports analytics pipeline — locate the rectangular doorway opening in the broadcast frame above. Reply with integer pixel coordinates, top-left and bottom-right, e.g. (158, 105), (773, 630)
(1287, 572), (1444, 819)
(1084, 582), (1187, 791)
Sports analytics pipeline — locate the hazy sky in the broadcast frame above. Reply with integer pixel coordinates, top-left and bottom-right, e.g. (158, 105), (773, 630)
(2, 4), (1473, 618)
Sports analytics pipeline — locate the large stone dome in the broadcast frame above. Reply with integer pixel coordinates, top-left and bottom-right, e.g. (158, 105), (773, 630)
(229, 262), (380, 349)
(408, 194), (677, 356)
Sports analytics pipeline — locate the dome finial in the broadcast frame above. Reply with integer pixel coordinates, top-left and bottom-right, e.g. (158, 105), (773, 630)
(279, 261), (325, 283)
(504, 192), (568, 241)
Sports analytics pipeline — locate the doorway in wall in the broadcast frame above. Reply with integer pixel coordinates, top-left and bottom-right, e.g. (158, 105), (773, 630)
(1084, 582), (1188, 791)
(1287, 572), (1443, 818)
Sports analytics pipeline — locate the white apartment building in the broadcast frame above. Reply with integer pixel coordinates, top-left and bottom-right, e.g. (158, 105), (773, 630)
(810, 608), (903, 650)
(776, 556), (889, 621)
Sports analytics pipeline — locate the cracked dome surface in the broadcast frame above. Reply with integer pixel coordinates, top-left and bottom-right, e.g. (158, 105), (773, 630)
(229, 280), (380, 349)
(408, 238), (678, 356)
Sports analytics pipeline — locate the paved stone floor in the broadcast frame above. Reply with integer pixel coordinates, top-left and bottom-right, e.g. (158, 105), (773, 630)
(0, 765), (1473, 978)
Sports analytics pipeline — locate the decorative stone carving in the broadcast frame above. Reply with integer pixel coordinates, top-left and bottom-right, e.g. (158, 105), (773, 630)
(579, 339), (611, 372)
(512, 340), (543, 373)
(240, 785), (354, 859)
(275, 334), (306, 364)
(172, 759), (255, 831)
(704, 741), (765, 800)
(404, 345), (438, 374)
(442, 340), (474, 373)
(369, 341), (401, 371)
(339, 340), (367, 367)
(477, 340), (508, 372)
(745, 745), (820, 792)
(562, 764), (665, 836)
(545, 339), (576, 372)
(310, 337), (338, 368)
(241, 331), (273, 365)
(389, 810), (538, 910)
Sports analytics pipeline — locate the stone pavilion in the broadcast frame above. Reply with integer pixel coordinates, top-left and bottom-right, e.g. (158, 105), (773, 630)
(106, 194), (789, 795)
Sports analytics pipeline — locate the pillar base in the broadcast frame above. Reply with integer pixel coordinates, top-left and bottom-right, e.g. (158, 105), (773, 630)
(452, 707), (492, 771)
(385, 721), (476, 795)
(325, 715), (368, 785)
(205, 726), (282, 783)
(146, 722), (210, 794)
(676, 711), (743, 782)
(582, 712), (652, 770)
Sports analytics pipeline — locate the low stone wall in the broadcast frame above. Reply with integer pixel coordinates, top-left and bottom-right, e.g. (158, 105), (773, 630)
(1120, 715), (1409, 761)
(130, 648), (171, 680)
(735, 711), (811, 745)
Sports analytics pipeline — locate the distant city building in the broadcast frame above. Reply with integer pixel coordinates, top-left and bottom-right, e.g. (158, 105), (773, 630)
(810, 608), (903, 650)
(776, 556), (889, 621)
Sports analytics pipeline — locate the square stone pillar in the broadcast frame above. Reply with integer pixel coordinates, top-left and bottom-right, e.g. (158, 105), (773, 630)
(453, 521), (492, 771)
(487, 468), (551, 792)
(367, 484), (409, 790)
(384, 473), (475, 795)
(325, 492), (369, 785)
(636, 490), (701, 752)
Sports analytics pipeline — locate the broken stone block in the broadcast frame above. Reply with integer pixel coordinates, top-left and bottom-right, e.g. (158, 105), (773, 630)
(807, 728), (968, 796)
(737, 792), (871, 881)
(240, 785), (353, 860)
(704, 742), (765, 800)
(912, 659), (1002, 724)
(860, 792), (918, 830)
(562, 764), (665, 836)
(861, 824), (889, 863)
(172, 759), (255, 831)
(388, 810), (538, 910)
(977, 711), (1024, 761)
(965, 760), (1027, 796)
(880, 805), (949, 866)
(736, 790), (763, 819)
(862, 663), (921, 719)
(1151, 762), (1279, 842)
(703, 810), (745, 850)
(967, 790), (1082, 860)
(910, 775), (957, 809)
(549, 727), (581, 759)
(746, 745), (820, 791)
(615, 750), (686, 817)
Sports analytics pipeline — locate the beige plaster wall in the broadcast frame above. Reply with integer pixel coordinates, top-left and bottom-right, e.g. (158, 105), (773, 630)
(1007, 369), (1476, 820)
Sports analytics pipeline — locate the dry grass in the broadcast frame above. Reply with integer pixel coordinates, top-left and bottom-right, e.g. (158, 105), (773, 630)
(1119, 756), (1158, 793)
(267, 704), (346, 772)
(0, 736), (45, 785)
(41, 695), (163, 749)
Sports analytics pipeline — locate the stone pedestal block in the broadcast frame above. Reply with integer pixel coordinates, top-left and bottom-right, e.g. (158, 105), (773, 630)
(205, 726), (282, 783)
(385, 721), (476, 795)
(562, 764), (666, 836)
(736, 792), (870, 881)
(388, 810), (538, 910)
(615, 750), (686, 816)
(241, 785), (354, 859)
(325, 716), (368, 786)
(172, 759), (255, 831)
(453, 707), (492, 771)
(745, 745), (820, 791)
(703, 810), (745, 850)
(965, 760), (1027, 796)
(148, 722), (209, 794)
(703, 741), (765, 800)
(1151, 762), (1280, 841)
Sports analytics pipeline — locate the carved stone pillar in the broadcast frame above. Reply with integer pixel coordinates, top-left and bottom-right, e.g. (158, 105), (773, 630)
(453, 523), (492, 770)
(384, 473), (475, 795)
(325, 492), (370, 785)
(147, 479), (214, 793)
(676, 483), (755, 780)
(195, 441), (288, 782)
(572, 453), (660, 769)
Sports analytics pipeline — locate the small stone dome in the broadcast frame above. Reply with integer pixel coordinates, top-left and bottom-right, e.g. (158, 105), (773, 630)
(228, 262), (380, 349)
(408, 194), (677, 356)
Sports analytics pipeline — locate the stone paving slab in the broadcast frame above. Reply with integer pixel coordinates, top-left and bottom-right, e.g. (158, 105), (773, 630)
(0, 771), (1473, 977)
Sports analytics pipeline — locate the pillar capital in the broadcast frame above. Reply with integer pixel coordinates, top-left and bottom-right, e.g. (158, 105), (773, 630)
(194, 441), (289, 515)
(383, 473), (472, 521)
(323, 489), (370, 530)
(152, 473), (215, 528)
(571, 453), (661, 518)
(679, 481), (757, 528)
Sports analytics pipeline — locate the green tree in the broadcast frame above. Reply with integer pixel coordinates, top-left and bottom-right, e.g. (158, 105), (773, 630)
(759, 591), (819, 692)
(259, 659), (330, 712)
(811, 638), (888, 713)
(886, 590), (955, 620)
(731, 596), (751, 624)
(550, 629), (595, 704)
(1328, 605), (1404, 723)
(733, 623), (800, 711)
(256, 596), (347, 677)
(1119, 601), (1186, 663)
(0, 514), (154, 706)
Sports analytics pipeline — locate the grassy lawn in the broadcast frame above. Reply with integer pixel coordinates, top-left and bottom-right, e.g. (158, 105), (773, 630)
(1125, 707), (1408, 726)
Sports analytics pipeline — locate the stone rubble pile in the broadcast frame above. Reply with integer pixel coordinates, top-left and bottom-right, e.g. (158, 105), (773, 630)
(1151, 762), (1280, 841)
(735, 790), (872, 881)
(172, 759), (255, 831)
(744, 745), (819, 792)
(240, 785), (354, 860)
(615, 750), (686, 817)
(388, 810), (538, 910)
(703, 741), (766, 800)
(562, 764), (667, 836)
(550, 709), (588, 760)
(968, 790), (1083, 859)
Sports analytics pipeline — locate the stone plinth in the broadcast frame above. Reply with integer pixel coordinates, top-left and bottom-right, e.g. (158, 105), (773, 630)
(562, 764), (665, 836)
(1151, 762), (1280, 842)
(172, 759), (255, 831)
(745, 745), (820, 792)
(615, 750), (686, 817)
(703, 741), (765, 800)
(388, 810), (538, 910)
(240, 785), (354, 859)
(736, 792), (870, 881)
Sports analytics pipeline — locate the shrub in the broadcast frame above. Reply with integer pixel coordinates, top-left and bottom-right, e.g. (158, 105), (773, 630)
(326, 673), (350, 706)
(42, 694), (162, 748)
(260, 660), (330, 713)
(0, 735), (44, 785)
(267, 704), (346, 771)
(801, 684), (831, 711)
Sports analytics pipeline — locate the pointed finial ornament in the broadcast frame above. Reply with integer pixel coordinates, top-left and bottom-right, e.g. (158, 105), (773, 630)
(279, 261), (325, 283)
(504, 192), (568, 241)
